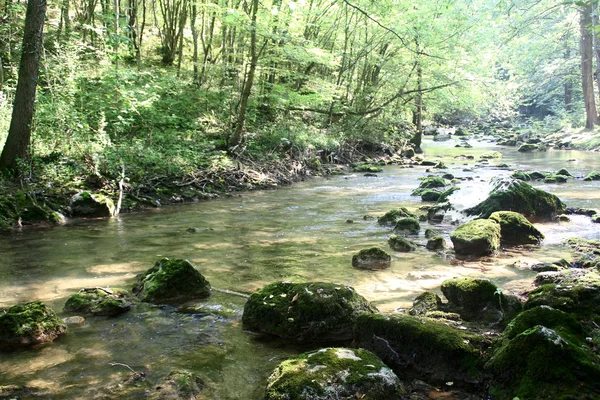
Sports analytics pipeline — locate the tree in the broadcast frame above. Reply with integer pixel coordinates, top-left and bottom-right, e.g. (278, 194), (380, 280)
(0, 0), (47, 170)
(580, 1), (597, 129)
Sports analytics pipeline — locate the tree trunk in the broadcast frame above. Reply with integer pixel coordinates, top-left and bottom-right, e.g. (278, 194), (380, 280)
(565, 44), (573, 113)
(410, 63), (423, 152)
(0, 0), (47, 170)
(580, 3), (598, 129)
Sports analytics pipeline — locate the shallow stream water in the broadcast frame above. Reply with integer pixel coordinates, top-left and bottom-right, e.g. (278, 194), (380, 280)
(1, 138), (599, 398)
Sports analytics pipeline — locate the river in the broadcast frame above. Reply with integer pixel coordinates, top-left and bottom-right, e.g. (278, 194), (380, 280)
(1, 138), (599, 398)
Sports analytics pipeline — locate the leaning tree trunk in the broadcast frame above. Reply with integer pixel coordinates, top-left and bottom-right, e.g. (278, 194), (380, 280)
(580, 3), (598, 129)
(0, 0), (47, 170)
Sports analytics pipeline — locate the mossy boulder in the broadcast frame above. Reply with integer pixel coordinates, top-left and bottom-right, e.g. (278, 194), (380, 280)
(70, 191), (115, 218)
(149, 369), (205, 400)
(388, 235), (417, 252)
(556, 168), (573, 177)
(524, 284), (600, 321)
(450, 219), (500, 256)
(0, 301), (67, 350)
(433, 161), (447, 169)
(242, 282), (377, 342)
(377, 208), (417, 226)
(594, 215), (600, 223)
(265, 347), (403, 400)
(64, 288), (133, 317)
(465, 177), (566, 220)
(420, 189), (441, 202)
(408, 291), (442, 316)
(441, 277), (521, 322)
(511, 170), (531, 181)
(353, 164), (383, 173)
(411, 176), (447, 196)
(502, 306), (585, 341)
(424, 228), (440, 239)
(354, 314), (486, 383)
(132, 258), (211, 304)
(426, 235), (446, 251)
(488, 211), (544, 245)
(393, 217), (420, 235)
(479, 151), (502, 159)
(584, 171), (600, 181)
(20, 204), (63, 225)
(352, 247), (392, 269)
(543, 174), (568, 183)
(517, 143), (545, 152)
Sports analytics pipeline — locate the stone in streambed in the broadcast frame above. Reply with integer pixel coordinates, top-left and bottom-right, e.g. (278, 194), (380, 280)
(489, 211), (544, 245)
(426, 235), (446, 250)
(450, 219), (500, 256)
(0, 301), (67, 350)
(64, 288), (133, 317)
(388, 235), (417, 252)
(393, 217), (420, 235)
(70, 191), (115, 218)
(352, 247), (392, 269)
(377, 208), (417, 226)
(149, 369), (205, 400)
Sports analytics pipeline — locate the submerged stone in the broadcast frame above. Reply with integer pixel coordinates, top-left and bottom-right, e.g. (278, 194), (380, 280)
(543, 174), (568, 183)
(388, 235), (417, 252)
(488, 211), (544, 245)
(132, 258), (211, 304)
(479, 151), (502, 159)
(450, 219), (500, 256)
(265, 347), (404, 400)
(0, 301), (67, 350)
(426, 235), (446, 251)
(355, 314), (486, 384)
(352, 247), (392, 269)
(377, 208), (417, 226)
(64, 288), (133, 317)
(149, 369), (205, 400)
(393, 217), (420, 235)
(242, 282), (377, 342)
(466, 177), (566, 220)
(70, 191), (115, 218)
(353, 164), (383, 173)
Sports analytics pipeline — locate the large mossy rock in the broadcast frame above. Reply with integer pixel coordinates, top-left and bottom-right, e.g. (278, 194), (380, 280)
(149, 369), (205, 400)
(265, 347), (404, 400)
(426, 235), (446, 251)
(0, 301), (67, 350)
(584, 171), (600, 181)
(485, 307), (600, 399)
(352, 247), (392, 269)
(517, 143), (545, 152)
(355, 314), (486, 383)
(408, 291), (442, 316)
(70, 191), (115, 218)
(479, 151), (502, 159)
(489, 211), (544, 245)
(64, 288), (133, 317)
(524, 283), (600, 321)
(377, 208), (417, 226)
(441, 277), (521, 322)
(393, 217), (420, 235)
(20, 204), (63, 225)
(132, 258), (211, 304)
(411, 176), (447, 196)
(388, 235), (417, 252)
(242, 282), (377, 342)
(450, 219), (500, 256)
(466, 177), (565, 220)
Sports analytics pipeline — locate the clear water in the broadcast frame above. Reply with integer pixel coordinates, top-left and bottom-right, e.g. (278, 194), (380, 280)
(1, 138), (599, 398)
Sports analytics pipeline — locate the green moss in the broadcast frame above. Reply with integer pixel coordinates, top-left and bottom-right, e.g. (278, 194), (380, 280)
(556, 168), (573, 177)
(450, 219), (501, 256)
(420, 189), (441, 202)
(242, 282), (377, 342)
(412, 175), (447, 195)
(409, 291), (442, 316)
(70, 191), (115, 218)
(353, 164), (383, 173)
(517, 143), (545, 152)
(544, 174), (568, 183)
(393, 217), (420, 235)
(584, 171), (600, 181)
(426, 235), (446, 250)
(489, 211), (544, 245)
(524, 284), (600, 322)
(424, 228), (440, 239)
(132, 258), (211, 304)
(466, 177), (566, 220)
(503, 306), (584, 341)
(0, 301), (67, 349)
(437, 186), (458, 203)
(388, 235), (417, 252)
(433, 161), (447, 169)
(352, 247), (392, 269)
(64, 288), (133, 317)
(355, 314), (486, 383)
(480, 151), (503, 159)
(563, 238), (600, 268)
(377, 208), (417, 226)
(265, 348), (403, 400)
(528, 171), (548, 180)
(511, 171), (531, 181)
(442, 278), (499, 314)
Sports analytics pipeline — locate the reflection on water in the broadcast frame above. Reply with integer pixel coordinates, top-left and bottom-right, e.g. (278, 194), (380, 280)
(1, 138), (600, 398)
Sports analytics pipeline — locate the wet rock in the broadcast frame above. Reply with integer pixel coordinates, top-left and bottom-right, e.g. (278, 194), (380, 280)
(488, 211), (544, 245)
(132, 258), (211, 304)
(355, 314), (486, 384)
(533, 269), (592, 287)
(388, 235), (417, 252)
(584, 171), (600, 181)
(556, 168), (573, 177)
(409, 292), (442, 316)
(555, 214), (570, 222)
(517, 143), (546, 152)
(420, 189), (441, 202)
(426, 235), (446, 251)
(352, 247), (392, 269)
(565, 207), (598, 216)
(411, 176), (447, 196)
(594, 215), (600, 223)
(149, 369), (205, 400)
(450, 219), (500, 256)
(63, 316), (86, 325)
(524, 284), (600, 321)
(0, 385), (36, 398)
(402, 148), (416, 158)
(531, 262), (561, 273)
(420, 160), (437, 166)
(511, 171), (531, 181)
(64, 288), (133, 317)
(564, 238), (600, 268)
(242, 282), (377, 342)
(433, 161), (447, 169)
(479, 151), (502, 159)
(265, 347), (404, 400)
(70, 191), (115, 218)
(377, 208), (417, 226)
(20, 204), (63, 225)
(353, 164), (383, 173)
(424, 228), (440, 239)
(393, 217), (420, 235)
(465, 177), (566, 220)
(543, 174), (568, 183)
(0, 301), (67, 350)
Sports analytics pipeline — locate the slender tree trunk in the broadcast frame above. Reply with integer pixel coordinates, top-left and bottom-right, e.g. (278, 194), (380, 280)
(0, 0), (47, 170)
(565, 44), (573, 113)
(137, 0), (146, 67)
(190, 1), (199, 83)
(410, 63), (423, 151)
(176, 2), (186, 75)
(580, 3), (598, 129)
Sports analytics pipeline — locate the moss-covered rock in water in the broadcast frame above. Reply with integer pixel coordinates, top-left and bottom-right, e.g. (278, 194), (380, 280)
(524, 284), (600, 322)
(242, 282), (377, 342)
(543, 174), (568, 183)
(424, 228), (440, 239)
(0, 301), (67, 350)
(465, 177), (566, 220)
(584, 171), (600, 181)
(511, 170), (531, 181)
(393, 217), (420, 235)
(409, 291), (442, 316)
(411, 176), (447, 196)
(594, 215), (600, 223)
(377, 208), (417, 226)
(479, 151), (502, 159)
(353, 164), (383, 173)
(64, 288), (133, 317)
(354, 314), (486, 383)
(265, 347), (403, 400)
(556, 168), (573, 177)
(485, 313), (600, 399)
(433, 161), (447, 169)
(426, 235), (446, 251)
(437, 186), (458, 203)
(517, 143), (545, 152)
(450, 219), (500, 256)
(563, 238), (600, 268)
(20, 204), (63, 225)
(149, 369), (205, 400)
(420, 189), (441, 202)
(528, 171), (548, 180)
(388, 235), (417, 252)
(489, 211), (544, 245)
(441, 277), (521, 322)
(352, 247), (392, 269)
(132, 258), (211, 304)
(70, 191), (115, 218)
